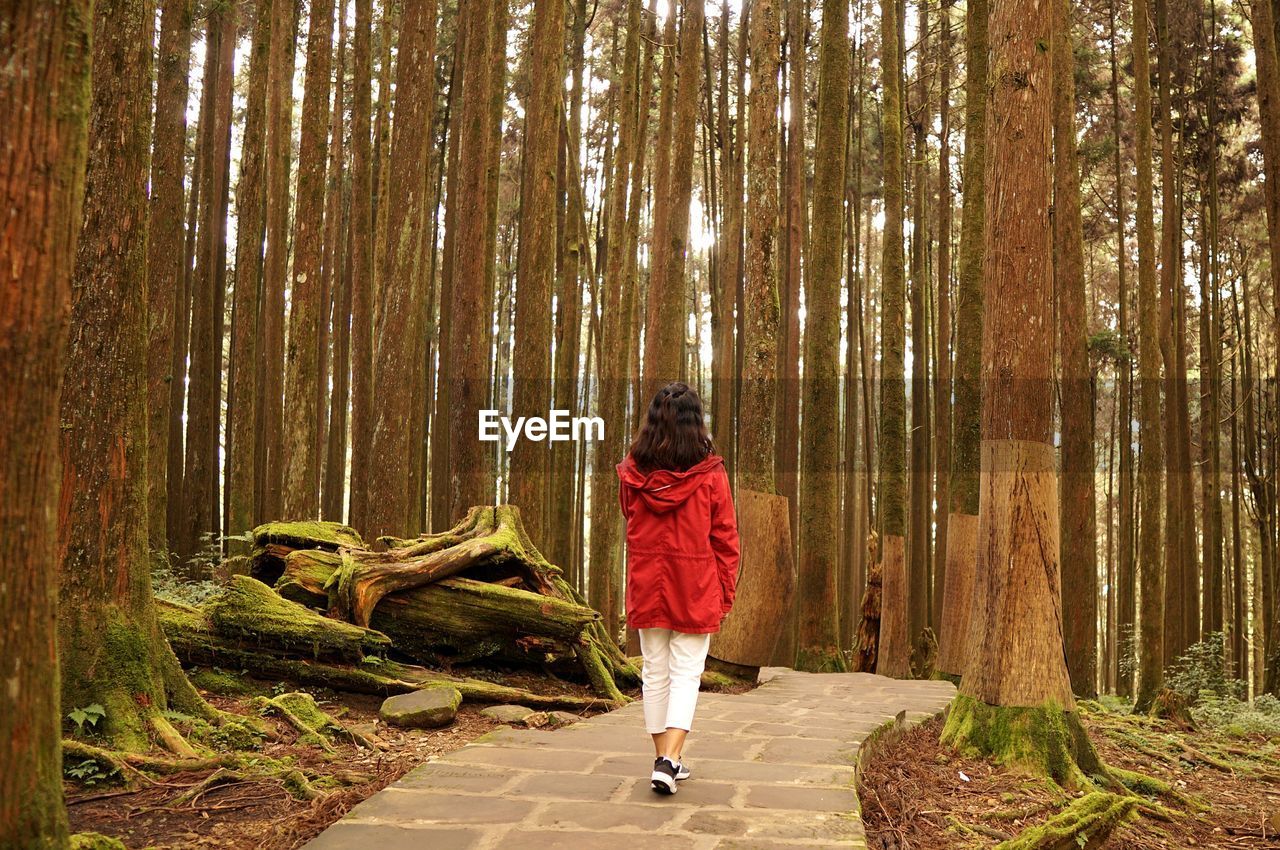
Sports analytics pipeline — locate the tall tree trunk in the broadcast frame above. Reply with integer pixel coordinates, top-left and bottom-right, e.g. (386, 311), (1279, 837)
(146, 0), (193, 556)
(908, 0), (932, 659)
(0, 3), (91, 845)
(1109, 0), (1135, 696)
(259, 0), (298, 523)
(348, 0), (375, 531)
(936, 0), (988, 678)
(932, 0), (954, 638)
(740, 0), (782, 495)
(644, 0), (704, 392)
(1132, 0), (1166, 711)
(509, 0), (563, 544)
(61, 0), (213, 754)
(320, 5), (349, 522)
(283, 0), (337, 520)
(875, 0), (910, 679)
(942, 0), (1100, 783)
(777, 0), (806, 540)
(1053, 0), (1098, 699)
(367, 0), (438, 540)
(1202, 0), (1224, 641)
(447, 0), (498, 520)
(796, 0), (851, 673)
(180, 2), (236, 568)
(228, 0), (273, 544)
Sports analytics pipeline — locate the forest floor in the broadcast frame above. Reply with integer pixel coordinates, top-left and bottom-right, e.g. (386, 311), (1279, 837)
(66, 669), (626, 850)
(860, 699), (1280, 849)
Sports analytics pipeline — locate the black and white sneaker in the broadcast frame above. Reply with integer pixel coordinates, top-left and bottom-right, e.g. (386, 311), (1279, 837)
(651, 757), (679, 794)
(674, 760), (691, 781)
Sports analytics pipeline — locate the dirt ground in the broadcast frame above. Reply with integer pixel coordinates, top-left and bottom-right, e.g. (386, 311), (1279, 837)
(66, 670), (628, 850)
(860, 709), (1280, 849)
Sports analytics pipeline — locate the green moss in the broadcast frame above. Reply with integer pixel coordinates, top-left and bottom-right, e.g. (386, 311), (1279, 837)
(189, 668), (261, 696)
(994, 792), (1137, 850)
(942, 695), (1106, 789)
(252, 521), (364, 551)
(208, 575), (390, 662)
(795, 646), (849, 673)
(70, 833), (127, 850)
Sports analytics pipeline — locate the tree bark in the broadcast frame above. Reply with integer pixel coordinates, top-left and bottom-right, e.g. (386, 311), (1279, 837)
(348, 0), (375, 531)
(936, 0), (988, 678)
(283, 0), (337, 520)
(932, 0), (954, 638)
(1053, 0), (1098, 699)
(795, 0), (851, 673)
(367, 0), (438, 540)
(1, 2), (91, 844)
(146, 0), (193, 556)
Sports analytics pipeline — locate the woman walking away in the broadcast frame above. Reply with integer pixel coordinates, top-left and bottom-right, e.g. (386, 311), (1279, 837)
(618, 381), (740, 795)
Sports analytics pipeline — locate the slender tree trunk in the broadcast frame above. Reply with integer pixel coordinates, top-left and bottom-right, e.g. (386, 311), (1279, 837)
(348, 0), (375, 531)
(0, 3), (91, 845)
(227, 0), (273, 544)
(167, 105), (200, 553)
(447, 0), (498, 519)
(283, 0), (337, 520)
(740, 0), (783, 495)
(935, 0), (987, 678)
(932, 0), (954, 638)
(1133, 0), (1166, 711)
(320, 5), (348, 521)
(259, 0), (298, 523)
(61, 0), (213, 754)
(713, 0), (741, 478)
(1053, 0), (1098, 699)
(796, 0), (851, 673)
(366, 0), (438, 540)
(1202, 0), (1224, 641)
(509, 0), (563, 544)
(146, 0), (192, 556)
(874, 0), (910, 679)
(907, 0), (932, 659)
(180, 2), (236, 568)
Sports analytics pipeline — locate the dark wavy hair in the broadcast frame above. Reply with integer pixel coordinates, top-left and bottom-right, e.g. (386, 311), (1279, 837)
(628, 382), (716, 473)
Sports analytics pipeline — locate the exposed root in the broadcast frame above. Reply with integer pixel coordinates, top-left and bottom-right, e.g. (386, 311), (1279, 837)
(994, 792), (1137, 849)
(255, 692), (377, 751)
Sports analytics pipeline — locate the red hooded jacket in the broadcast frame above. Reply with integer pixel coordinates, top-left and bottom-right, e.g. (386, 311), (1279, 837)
(618, 454), (740, 633)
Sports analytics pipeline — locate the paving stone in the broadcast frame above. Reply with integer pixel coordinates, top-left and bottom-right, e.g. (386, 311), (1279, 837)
(395, 762), (519, 794)
(480, 704), (544, 725)
(684, 810), (864, 840)
(624, 777), (738, 806)
(495, 830), (659, 849)
(757, 737), (861, 766)
(535, 800), (679, 831)
(344, 789), (534, 824)
(304, 823), (483, 850)
(506, 772), (631, 802)
(440, 745), (602, 772)
(743, 783), (858, 812)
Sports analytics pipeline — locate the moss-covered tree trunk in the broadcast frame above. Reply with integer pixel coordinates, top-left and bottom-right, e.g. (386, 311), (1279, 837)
(1053, 0), (1098, 699)
(872, 0), (910, 679)
(1131, 0), (1165, 713)
(935, 0), (987, 678)
(366, 0), (438, 540)
(282, 0), (337, 521)
(942, 0), (1101, 786)
(1, 3), (91, 846)
(795, 0), (850, 673)
(931, 0), (954, 637)
(60, 0), (213, 754)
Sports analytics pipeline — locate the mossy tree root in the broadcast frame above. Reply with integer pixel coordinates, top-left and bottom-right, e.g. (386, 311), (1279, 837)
(254, 692), (378, 750)
(941, 694), (1110, 790)
(994, 791), (1137, 850)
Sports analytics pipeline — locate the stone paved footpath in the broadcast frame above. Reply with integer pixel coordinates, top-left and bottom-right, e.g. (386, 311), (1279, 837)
(305, 669), (956, 849)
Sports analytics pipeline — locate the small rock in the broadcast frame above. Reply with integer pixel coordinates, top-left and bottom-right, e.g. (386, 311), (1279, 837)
(547, 710), (583, 727)
(481, 704), (540, 725)
(379, 683), (461, 729)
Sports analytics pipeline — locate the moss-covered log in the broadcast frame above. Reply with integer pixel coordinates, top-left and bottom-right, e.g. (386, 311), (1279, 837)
(158, 597), (618, 710)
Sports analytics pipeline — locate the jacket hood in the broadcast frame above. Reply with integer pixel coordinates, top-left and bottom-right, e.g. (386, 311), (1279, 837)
(617, 454), (724, 514)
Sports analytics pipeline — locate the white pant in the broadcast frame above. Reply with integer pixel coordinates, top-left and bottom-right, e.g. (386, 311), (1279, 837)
(638, 628), (711, 734)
